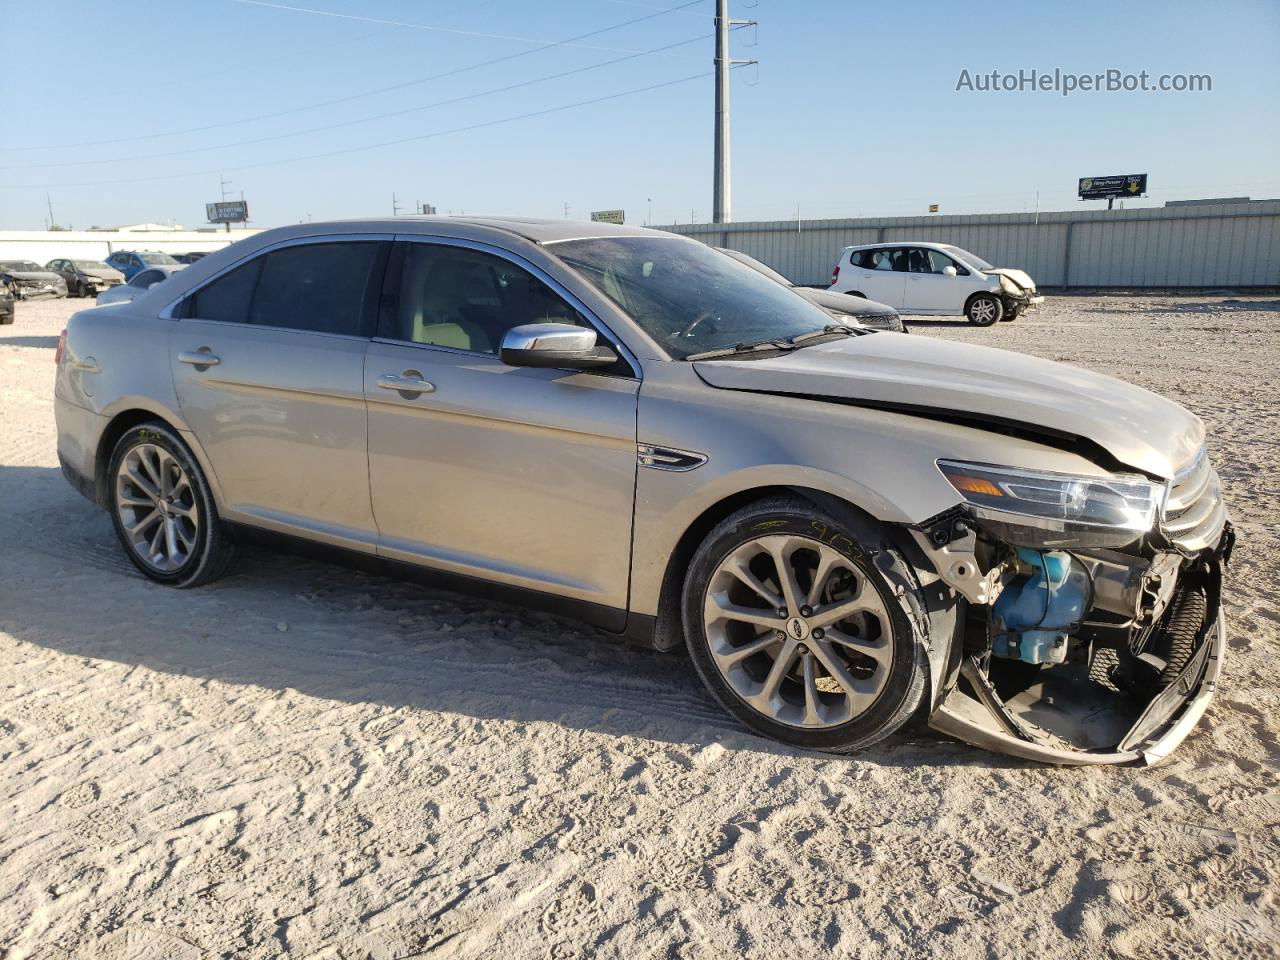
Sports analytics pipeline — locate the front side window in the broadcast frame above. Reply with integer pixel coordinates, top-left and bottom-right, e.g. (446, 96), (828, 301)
(552, 236), (833, 360)
(131, 269), (161, 287)
(385, 243), (587, 354)
(925, 249), (963, 274)
(940, 245), (993, 271)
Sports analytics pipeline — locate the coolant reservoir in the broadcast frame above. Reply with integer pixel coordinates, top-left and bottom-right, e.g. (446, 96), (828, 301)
(991, 548), (1092, 664)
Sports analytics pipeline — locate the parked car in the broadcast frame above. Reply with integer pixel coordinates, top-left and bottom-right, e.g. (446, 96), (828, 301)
(47, 258), (125, 298)
(95, 264), (185, 305)
(716, 248), (907, 333)
(0, 281), (13, 324)
(0, 260), (68, 300)
(103, 250), (180, 281)
(172, 252), (210, 265)
(54, 218), (1230, 765)
(830, 242), (1043, 326)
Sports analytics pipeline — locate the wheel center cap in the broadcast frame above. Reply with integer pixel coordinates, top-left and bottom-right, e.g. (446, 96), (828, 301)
(785, 617), (811, 641)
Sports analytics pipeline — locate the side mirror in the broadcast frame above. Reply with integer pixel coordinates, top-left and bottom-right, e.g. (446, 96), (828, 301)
(942, 265), (958, 278)
(499, 323), (618, 370)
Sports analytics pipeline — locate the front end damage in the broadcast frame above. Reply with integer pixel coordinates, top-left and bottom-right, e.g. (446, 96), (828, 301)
(910, 451), (1232, 765)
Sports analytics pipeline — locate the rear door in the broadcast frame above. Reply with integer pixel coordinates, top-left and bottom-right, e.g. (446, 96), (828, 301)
(852, 248), (907, 307)
(170, 236), (390, 551)
(363, 238), (639, 620)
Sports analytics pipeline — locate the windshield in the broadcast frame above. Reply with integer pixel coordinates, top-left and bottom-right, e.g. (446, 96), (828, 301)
(717, 248), (792, 286)
(940, 245), (994, 271)
(552, 237), (833, 359)
(1, 261), (44, 272)
(141, 252), (178, 265)
(73, 260), (110, 270)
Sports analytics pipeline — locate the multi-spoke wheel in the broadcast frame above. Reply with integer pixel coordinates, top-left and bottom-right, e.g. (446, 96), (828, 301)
(683, 498), (927, 752)
(108, 421), (236, 587)
(116, 443), (199, 572)
(966, 294), (1003, 326)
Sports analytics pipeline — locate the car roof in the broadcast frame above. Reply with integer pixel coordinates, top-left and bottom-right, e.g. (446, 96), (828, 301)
(239, 216), (674, 249)
(844, 241), (955, 251)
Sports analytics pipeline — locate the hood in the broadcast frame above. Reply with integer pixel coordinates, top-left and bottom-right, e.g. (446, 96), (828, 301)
(795, 287), (897, 317)
(80, 267), (125, 281)
(693, 335), (1203, 479)
(3, 269), (63, 283)
(987, 267), (1035, 291)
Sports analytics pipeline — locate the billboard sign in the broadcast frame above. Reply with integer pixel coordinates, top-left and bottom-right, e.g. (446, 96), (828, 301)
(590, 209), (625, 224)
(206, 200), (249, 224)
(1078, 174), (1147, 200)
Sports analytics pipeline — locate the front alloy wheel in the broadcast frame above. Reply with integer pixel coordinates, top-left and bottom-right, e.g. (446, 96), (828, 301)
(966, 294), (1003, 326)
(703, 535), (894, 728)
(683, 498), (927, 752)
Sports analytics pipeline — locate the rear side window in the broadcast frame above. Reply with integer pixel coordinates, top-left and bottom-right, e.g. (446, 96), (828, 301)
(251, 242), (381, 335)
(190, 259), (261, 321)
(184, 241), (384, 335)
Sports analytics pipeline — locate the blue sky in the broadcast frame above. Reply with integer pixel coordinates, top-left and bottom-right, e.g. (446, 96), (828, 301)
(2, 0), (1277, 230)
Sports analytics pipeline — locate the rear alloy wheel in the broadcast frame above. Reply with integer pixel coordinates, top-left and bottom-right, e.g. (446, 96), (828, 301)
(109, 422), (236, 587)
(966, 294), (1003, 326)
(683, 498), (927, 752)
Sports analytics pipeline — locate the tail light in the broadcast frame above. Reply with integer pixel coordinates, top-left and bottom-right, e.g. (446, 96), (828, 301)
(830, 264), (840, 286)
(55, 328), (67, 365)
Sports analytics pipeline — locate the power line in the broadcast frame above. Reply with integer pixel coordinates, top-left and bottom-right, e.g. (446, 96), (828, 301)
(7, 71), (716, 190)
(0, 34), (711, 171)
(1, 0), (703, 153)
(229, 0), (705, 51)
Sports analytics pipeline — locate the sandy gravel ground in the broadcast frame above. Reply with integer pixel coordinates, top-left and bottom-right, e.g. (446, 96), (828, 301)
(1, 295), (1277, 960)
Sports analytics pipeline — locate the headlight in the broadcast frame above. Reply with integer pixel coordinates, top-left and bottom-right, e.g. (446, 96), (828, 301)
(937, 460), (1163, 548)
(998, 275), (1022, 296)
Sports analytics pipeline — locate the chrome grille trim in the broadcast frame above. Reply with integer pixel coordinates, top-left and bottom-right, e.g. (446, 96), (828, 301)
(1160, 447), (1226, 555)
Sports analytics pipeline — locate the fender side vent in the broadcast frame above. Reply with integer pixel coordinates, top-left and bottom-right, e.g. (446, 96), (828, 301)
(637, 444), (707, 472)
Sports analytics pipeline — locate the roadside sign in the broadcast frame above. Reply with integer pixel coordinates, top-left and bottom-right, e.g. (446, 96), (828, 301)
(1078, 175), (1147, 200)
(206, 200), (249, 224)
(928, 204), (939, 213)
(590, 209), (625, 224)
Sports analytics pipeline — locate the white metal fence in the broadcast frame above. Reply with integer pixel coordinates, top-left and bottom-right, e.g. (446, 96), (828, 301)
(659, 200), (1280, 289)
(0, 229), (264, 266)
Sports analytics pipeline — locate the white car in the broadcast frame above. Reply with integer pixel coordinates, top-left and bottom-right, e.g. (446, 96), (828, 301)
(96, 264), (185, 306)
(829, 242), (1043, 326)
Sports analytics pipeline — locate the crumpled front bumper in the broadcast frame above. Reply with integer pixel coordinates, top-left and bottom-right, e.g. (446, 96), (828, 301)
(929, 602), (1225, 765)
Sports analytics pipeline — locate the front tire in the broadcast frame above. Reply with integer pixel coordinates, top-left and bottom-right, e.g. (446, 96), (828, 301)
(108, 421), (236, 587)
(966, 294), (1003, 326)
(681, 497), (927, 753)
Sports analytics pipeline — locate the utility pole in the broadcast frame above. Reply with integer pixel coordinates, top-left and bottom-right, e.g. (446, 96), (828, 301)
(713, 0), (757, 225)
(220, 176), (233, 232)
(563, 202), (570, 220)
(392, 193), (403, 216)
(45, 193), (56, 230)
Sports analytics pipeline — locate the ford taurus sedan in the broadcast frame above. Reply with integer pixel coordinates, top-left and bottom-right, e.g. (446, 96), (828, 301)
(54, 218), (1231, 764)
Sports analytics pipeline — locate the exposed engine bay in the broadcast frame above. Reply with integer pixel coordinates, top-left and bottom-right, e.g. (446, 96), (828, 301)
(908, 457), (1232, 765)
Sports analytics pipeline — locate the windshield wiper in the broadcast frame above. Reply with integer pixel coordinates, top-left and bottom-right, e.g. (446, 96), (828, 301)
(684, 338), (799, 361)
(685, 324), (868, 362)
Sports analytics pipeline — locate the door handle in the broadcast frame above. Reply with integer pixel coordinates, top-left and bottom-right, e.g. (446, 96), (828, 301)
(178, 349), (220, 367)
(377, 373), (436, 395)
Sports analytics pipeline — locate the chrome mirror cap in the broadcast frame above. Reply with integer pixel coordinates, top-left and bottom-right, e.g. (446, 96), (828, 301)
(499, 322), (617, 369)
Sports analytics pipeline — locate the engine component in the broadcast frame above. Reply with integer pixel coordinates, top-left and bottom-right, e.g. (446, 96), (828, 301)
(991, 548), (1091, 664)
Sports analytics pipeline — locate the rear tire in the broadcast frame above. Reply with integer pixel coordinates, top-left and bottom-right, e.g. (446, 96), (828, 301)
(681, 496), (928, 753)
(966, 294), (1003, 326)
(108, 421), (236, 587)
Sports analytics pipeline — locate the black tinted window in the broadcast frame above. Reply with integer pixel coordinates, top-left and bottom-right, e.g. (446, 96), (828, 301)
(387, 243), (586, 354)
(190, 259), (261, 322)
(251, 242), (380, 335)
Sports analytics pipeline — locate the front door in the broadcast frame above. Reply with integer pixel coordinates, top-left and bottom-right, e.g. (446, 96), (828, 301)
(170, 237), (389, 550)
(901, 247), (960, 312)
(364, 239), (639, 620)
